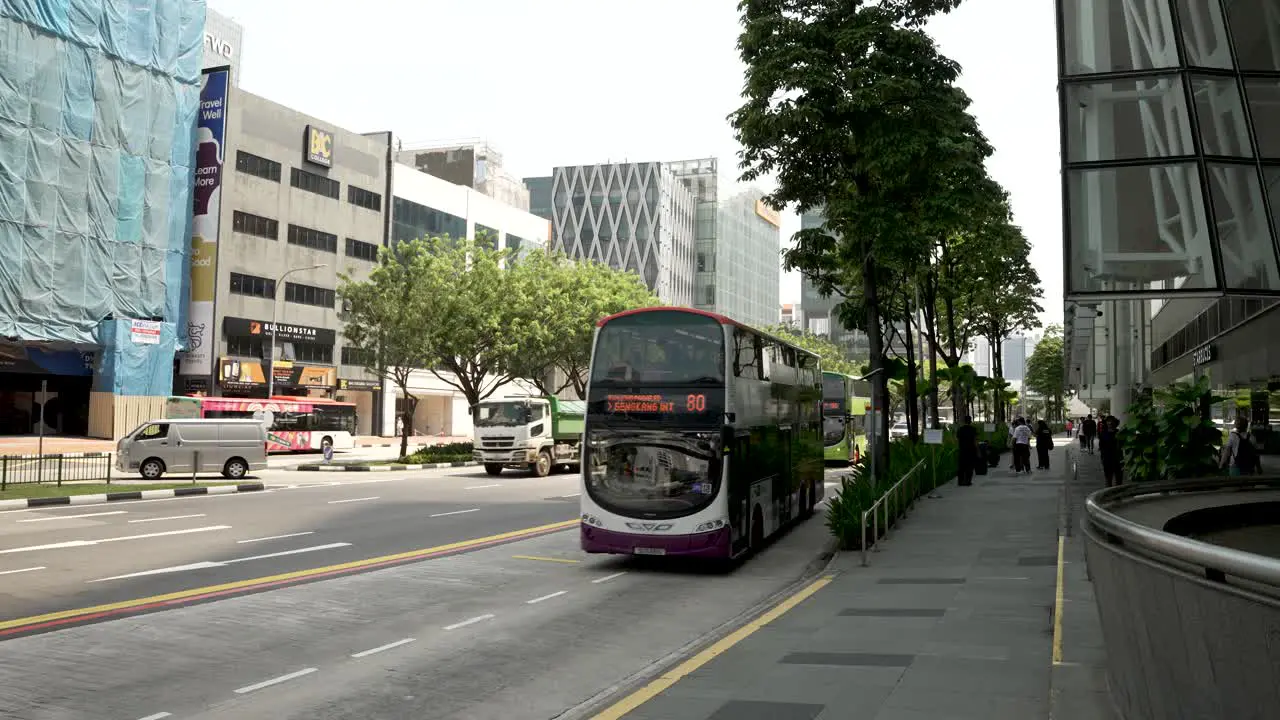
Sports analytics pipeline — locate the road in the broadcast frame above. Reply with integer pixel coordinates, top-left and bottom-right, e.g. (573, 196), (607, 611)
(0, 464), (847, 720)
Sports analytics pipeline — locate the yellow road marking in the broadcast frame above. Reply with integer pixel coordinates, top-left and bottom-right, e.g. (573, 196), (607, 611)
(512, 555), (581, 564)
(1052, 534), (1066, 664)
(592, 574), (835, 720)
(0, 518), (577, 633)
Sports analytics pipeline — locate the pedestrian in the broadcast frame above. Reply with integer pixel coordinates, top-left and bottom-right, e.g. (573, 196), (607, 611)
(1011, 417), (1034, 474)
(956, 415), (979, 486)
(1035, 419), (1054, 470)
(1065, 418), (1074, 438)
(1220, 417), (1263, 476)
(1082, 414), (1097, 454)
(1098, 415), (1123, 486)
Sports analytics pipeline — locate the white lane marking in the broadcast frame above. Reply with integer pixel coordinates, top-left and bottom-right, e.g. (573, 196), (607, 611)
(234, 667), (318, 694)
(128, 514), (207, 524)
(327, 496), (379, 504)
(350, 637), (415, 658)
(429, 508), (480, 518)
(527, 590), (567, 605)
(136, 713), (172, 720)
(592, 572), (627, 584)
(465, 484), (500, 490)
(237, 531), (315, 544)
(0, 525), (231, 555)
(443, 613), (495, 631)
(87, 543), (352, 583)
(0, 566), (45, 576)
(18, 511), (127, 523)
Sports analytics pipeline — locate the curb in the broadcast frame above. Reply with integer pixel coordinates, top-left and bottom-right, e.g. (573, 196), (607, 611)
(0, 482), (266, 509)
(294, 461), (480, 472)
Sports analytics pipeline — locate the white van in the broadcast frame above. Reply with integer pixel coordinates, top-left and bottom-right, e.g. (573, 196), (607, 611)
(117, 419), (268, 480)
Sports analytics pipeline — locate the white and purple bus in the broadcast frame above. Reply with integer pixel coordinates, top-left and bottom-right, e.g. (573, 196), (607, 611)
(579, 307), (825, 560)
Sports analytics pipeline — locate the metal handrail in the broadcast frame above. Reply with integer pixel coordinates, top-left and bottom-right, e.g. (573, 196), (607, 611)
(1085, 474), (1280, 589)
(861, 458), (926, 566)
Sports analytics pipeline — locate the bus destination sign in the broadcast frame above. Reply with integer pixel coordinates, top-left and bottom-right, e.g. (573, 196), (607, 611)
(606, 393), (710, 414)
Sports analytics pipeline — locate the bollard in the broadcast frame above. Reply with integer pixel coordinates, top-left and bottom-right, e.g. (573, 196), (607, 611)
(192, 451), (200, 483)
(1, 456), (5, 491)
(57, 454), (63, 487)
(106, 454), (112, 485)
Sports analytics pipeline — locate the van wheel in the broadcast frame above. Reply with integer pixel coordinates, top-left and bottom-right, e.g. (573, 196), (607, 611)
(531, 450), (552, 477)
(223, 457), (249, 479)
(140, 458), (165, 480)
(484, 463), (503, 476)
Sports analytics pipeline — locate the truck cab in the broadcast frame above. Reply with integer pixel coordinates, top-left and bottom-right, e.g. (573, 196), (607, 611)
(472, 396), (584, 477)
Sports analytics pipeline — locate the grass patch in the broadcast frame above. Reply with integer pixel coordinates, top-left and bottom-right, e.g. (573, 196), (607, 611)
(0, 482), (238, 501)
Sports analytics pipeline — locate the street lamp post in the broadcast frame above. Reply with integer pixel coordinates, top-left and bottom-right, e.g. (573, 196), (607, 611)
(266, 263), (327, 399)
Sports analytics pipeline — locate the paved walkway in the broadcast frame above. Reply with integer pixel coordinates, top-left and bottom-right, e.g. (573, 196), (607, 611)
(618, 444), (1113, 720)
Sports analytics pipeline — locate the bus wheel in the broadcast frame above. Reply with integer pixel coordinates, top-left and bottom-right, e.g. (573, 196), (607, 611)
(484, 463), (503, 476)
(750, 505), (765, 551)
(531, 450), (552, 477)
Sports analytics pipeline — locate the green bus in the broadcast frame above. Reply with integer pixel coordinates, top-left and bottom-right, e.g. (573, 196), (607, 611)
(822, 371), (870, 465)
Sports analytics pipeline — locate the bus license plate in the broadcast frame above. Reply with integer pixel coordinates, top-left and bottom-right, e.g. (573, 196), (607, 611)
(634, 547), (667, 556)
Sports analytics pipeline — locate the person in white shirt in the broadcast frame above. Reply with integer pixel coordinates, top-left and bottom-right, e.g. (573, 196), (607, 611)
(1011, 418), (1034, 474)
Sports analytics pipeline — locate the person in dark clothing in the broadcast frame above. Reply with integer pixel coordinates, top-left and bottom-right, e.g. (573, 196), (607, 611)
(1082, 414), (1098, 453)
(1098, 415), (1123, 487)
(1035, 420), (1054, 470)
(956, 415), (979, 487)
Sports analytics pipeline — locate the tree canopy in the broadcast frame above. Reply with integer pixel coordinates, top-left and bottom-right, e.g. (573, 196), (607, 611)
(762, 324), (861, 376)
(1025, 325), (1068, 421)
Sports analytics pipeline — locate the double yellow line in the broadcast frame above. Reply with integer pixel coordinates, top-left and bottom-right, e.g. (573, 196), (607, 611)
(0, 519), (577, 636)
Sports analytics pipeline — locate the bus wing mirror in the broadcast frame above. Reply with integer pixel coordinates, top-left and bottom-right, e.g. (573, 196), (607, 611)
(724, 412), (736, 424)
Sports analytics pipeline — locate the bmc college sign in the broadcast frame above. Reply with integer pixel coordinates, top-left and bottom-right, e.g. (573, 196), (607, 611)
(305, 125), (333, 167)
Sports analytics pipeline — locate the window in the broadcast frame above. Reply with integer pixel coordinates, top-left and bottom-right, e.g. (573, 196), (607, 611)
(476, 224), (499, 251)
(285, 281), (337, 309)
(235, 151), (281, 182)
(347, 185), (382, 212)
(345, 238), (379, 262)
(228, 336), (266, 358)
(289, 341), (333, 364)
(229, 272), (276, 299)
(287, 224), (338, 253)
(1064, 77), (1192, 162)
(341, 346), (373, 366)
(589, 310), (725, 385)
(137, 423), (169, 440)
(506, 234), (525, 254)
(391, 196), (466, 242)
(232, 211), (279, 240)
(290, 167), (340, 200)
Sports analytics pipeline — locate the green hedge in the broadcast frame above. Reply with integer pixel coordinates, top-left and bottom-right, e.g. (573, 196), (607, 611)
(403, 442), (474, 464)
(826, 435), (960, 550)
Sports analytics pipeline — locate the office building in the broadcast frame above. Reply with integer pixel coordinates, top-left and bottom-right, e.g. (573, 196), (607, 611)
(187, 87), (394, 436)
(202, 6), (242, 85)
(705, 191), (783, 328)
(1058, 0), (1280, 420)
(551, 162), (696, 305)
(0, 1), (203, 440)
(781, 303), (800, 328)
(797, 210), (877, 359)
(396, 141), (531, 212)
(386, 163), (549, 436)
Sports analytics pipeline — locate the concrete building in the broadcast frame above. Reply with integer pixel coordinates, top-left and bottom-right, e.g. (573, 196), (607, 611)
(551, 162), (696, 305)
(185, 87), (394, 436)
(385, 163), (549, 437)
(396, 141), (530, 212)
(202, 7), (242, 85)
(1058, 0), (1280, 422)
(781, 303), (800, 328)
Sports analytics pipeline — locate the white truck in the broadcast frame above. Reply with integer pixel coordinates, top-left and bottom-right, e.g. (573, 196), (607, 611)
(472, 395), (585, 477)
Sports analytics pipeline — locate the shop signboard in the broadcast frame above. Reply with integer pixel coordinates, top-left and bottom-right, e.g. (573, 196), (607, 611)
(218, 357), (336, 389)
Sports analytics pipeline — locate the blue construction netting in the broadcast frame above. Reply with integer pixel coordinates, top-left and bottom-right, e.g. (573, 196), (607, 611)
(0, 0), (204, 373)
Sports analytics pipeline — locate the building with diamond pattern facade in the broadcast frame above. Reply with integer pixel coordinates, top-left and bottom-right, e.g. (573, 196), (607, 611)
(550, 162), (696, 305)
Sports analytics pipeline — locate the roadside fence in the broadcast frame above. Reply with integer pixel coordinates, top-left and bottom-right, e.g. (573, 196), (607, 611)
(0, 453), (114, 490)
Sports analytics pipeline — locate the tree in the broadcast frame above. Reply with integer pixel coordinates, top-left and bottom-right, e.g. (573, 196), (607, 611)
(971, 223), (1044, 422)
(762, 324), (861, 376)
(1025, 325), (1067, 421)
(731, 0), (989, 477)
(338, 239), (438, 459)
(505, 253), (658, 398)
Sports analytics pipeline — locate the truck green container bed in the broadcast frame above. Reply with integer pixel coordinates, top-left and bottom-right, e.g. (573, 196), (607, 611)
(548, 397), (586, 440)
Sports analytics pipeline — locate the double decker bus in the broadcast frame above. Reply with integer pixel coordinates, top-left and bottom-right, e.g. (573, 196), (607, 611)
(580, 307), (824, 560)
(822, 371), (870, 465)
(165, 396), (358, 453)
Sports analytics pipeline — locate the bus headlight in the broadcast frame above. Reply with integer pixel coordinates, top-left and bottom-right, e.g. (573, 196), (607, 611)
(694, 518), (726, 533)
(581, 513), (603, 527)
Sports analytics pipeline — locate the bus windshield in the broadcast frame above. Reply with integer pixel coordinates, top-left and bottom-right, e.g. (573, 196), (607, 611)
(585, 429), (721, 519)
(590, 311), (725, 386)
(822, 374), (846, 416)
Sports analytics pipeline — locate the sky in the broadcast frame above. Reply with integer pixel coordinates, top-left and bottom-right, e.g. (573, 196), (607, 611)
(208, 0), (1063, 327)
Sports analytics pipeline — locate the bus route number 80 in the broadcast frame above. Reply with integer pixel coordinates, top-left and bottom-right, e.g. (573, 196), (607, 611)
(686, 394), (707, 412)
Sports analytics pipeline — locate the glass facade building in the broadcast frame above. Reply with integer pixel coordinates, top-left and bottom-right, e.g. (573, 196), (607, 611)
(709, 191), (783, 328)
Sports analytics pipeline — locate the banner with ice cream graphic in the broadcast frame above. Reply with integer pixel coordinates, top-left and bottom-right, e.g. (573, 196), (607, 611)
(180, 67), (230, 377)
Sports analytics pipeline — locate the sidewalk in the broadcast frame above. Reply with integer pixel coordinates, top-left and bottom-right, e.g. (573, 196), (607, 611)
(617, 445), (1108, 720)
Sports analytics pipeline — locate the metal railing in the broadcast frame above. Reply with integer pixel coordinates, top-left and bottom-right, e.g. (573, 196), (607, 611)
(860, 458), (926, 566)
(0, 453), (114, 490)
(1085, 474), (1280, 592)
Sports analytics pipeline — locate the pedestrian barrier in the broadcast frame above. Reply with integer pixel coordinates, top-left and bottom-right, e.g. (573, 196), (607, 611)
(860, 458), (925, 566)
(1083, 475), (1280, 720)
(0, 453), (114, 490)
